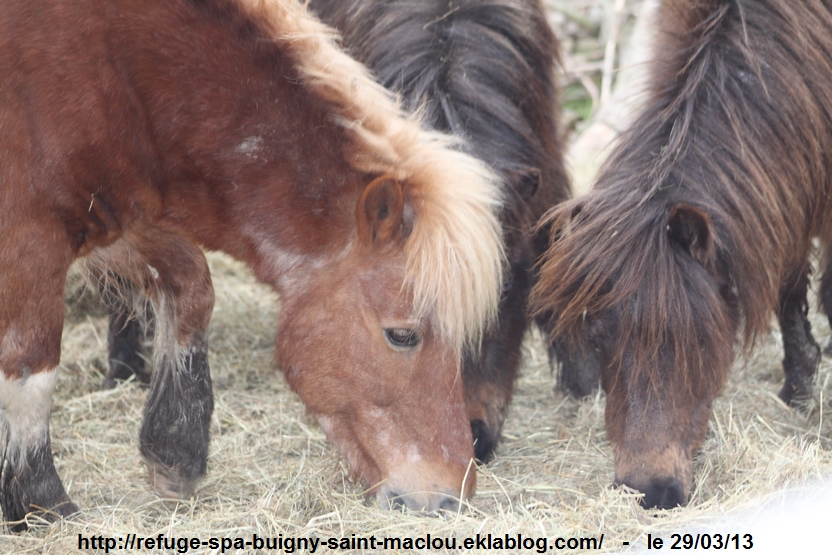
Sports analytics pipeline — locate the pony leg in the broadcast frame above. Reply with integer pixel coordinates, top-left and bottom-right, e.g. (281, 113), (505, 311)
(125, 238), (214, 500)
(97, 272), (152, 389)
(1, 225), (77, 530)
(0, 372), (77, 531)
(778, 269), (820, 406)
(820, 257), (832, 356)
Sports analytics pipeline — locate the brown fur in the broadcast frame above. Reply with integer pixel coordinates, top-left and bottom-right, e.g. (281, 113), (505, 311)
(1, 0), (505, 523)
(533, 0), (832, 509)
(307, 0), (571, 462)
(237, 0), (505, 352)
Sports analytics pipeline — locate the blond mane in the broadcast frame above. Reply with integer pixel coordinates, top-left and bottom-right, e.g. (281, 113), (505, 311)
(236, 0), (506, 352)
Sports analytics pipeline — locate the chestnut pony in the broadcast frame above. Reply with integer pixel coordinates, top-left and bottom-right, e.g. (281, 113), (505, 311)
(0, 0), (506, 527)
(307, 0), (571, 462)
(533, 0), (832, 509)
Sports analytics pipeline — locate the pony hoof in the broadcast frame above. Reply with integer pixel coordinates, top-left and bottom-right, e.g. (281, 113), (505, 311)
(5, 499), (80, 533)
(470, 419), (497, 463)
(778, 382), (813, 410)
(145, 462), (198, 501)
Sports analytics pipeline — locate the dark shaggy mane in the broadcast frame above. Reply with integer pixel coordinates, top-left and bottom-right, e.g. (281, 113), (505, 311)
(310, 0), (569, 217)
(534, 0), (832, 380)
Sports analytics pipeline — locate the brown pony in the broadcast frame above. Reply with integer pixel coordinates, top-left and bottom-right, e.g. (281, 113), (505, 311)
(307, 0), (571, 463)
(532, 0), (832, 509)
(0, 0), (506, 528)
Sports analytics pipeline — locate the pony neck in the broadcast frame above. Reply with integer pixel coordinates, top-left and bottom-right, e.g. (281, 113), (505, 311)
(114, 0), (366, 285)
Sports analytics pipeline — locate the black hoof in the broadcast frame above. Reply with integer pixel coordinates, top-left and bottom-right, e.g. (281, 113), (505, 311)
(778, 381), (810, 407)
(140, 346), (212, 500)
(1, 440), (79, 532)
(7, 499), (79, 532)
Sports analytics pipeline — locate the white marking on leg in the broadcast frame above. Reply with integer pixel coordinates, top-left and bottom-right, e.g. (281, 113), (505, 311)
(0, 369), (57, 467)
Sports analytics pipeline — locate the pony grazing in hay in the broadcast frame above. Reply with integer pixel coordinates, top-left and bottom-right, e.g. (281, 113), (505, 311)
(308, 0), (570, 463)
(0, 0), (505, 528)
(532, 0), (832, 509)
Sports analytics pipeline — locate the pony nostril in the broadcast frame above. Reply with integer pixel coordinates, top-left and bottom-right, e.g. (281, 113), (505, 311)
(613, 478), (687, 509)
(379, 487), (462, 513)
(470, 419), (496, 464)
(437, 495), (460, 513)
(615, 477), (687, 510)
(383, 490), (406, 511)
(639, 477), (687, 510)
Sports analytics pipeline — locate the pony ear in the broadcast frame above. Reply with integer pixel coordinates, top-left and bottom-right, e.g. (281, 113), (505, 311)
(667, 203), (714, 267)
(356, 175), (405, 246)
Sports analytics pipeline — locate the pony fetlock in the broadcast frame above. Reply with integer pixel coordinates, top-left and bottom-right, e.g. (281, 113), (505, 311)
(0, 371), (77, 531)
(140, 340), (213, 500)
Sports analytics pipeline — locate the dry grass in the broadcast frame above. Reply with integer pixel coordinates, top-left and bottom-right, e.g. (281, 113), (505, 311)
(6, 1), (832, 552)
(5, 252), (832, 553)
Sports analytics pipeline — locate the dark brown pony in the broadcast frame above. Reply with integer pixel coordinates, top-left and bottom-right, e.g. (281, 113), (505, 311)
(0, 0), (506, 528)
(307, 0), (571, 462)
(532, 0), (832, 509)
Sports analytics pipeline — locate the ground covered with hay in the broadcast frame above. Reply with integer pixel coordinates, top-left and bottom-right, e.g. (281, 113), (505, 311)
(7, 255), (832, 553)
(4, 1), (832, 553)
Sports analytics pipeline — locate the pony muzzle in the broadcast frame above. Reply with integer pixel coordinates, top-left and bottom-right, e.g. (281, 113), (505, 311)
(374, 458), (476, 513)
(614, 472), (691, 510)
(377, 486), (461, 513)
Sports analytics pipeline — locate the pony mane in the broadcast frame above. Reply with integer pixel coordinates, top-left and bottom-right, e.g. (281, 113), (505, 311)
(534, 0), (832, 378)
(234, 0), (506, 352)
(310, 0), (569, 216)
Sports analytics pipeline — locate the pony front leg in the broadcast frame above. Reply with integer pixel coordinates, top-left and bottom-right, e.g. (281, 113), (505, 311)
(1, 225), (77, 530)
(778, 269), (820, 406)
(0, 371), (77, 531)
(135, 242), (214, 500)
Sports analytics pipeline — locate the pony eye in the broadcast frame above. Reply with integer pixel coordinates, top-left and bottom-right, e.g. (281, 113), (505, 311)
(384, 328), (420, 348)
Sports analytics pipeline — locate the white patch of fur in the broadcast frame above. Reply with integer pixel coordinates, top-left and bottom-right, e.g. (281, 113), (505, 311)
(247, 232), (329, 295)
(236, 136), (265, 158)
(406, 443), (422, 465)
(0, 369), (57, 467)
(0, 329), (26, 364)
(234, 0), (506, 354)
(258, 244), (309, 279)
